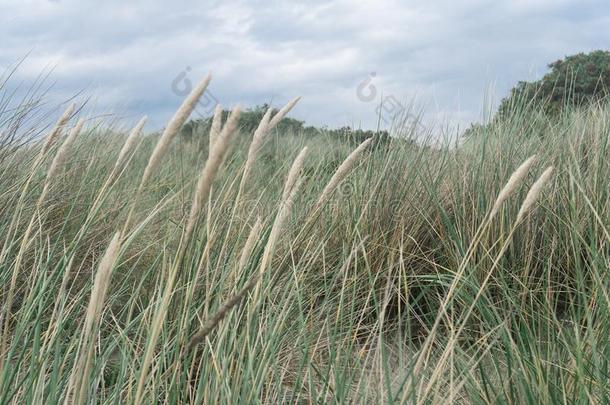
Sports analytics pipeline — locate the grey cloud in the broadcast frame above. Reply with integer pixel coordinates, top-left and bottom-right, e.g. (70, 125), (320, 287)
(1, 0), (608, 134)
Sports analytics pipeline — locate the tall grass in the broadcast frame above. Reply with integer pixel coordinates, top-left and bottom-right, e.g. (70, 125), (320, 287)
(0, 75), (608, 404)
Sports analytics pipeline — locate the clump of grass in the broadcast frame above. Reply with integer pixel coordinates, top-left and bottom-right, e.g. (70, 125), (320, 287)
(0, 71), (608, 404)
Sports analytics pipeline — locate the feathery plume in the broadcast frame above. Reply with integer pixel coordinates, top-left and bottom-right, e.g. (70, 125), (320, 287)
(185, 106), (242, 241)
(41, 103), (76, 154)
(122, 75), (211, 235)
(115, 116), (147, 169)
(238, 217), (263, 272)
(240, 108), (273, 188)
(315, 137), (372, 209)
(282, 146), (308, 201)
(490, 154), (537, 218)
(239, 97), (301, 192)
(134, 106), (238, 403)
(251, 107), (273, 151)
(515, 166), (554, 224)
(268, 97), (301, 129)
(208, 104), (223, 151)
(43, 118), (85, 190)
(71, 232), (121, 405)
(139, 74), (211, 189)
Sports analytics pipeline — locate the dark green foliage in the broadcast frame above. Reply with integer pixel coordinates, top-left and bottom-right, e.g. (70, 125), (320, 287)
(498, 50), (610, 117)
(179, 104), (391, 148)
(463, 50), (610, 139)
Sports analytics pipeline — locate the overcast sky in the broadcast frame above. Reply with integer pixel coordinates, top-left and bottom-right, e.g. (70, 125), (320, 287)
(1, 0), (609, 134)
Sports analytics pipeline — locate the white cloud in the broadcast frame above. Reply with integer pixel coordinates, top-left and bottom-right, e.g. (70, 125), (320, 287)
(1, 0), (608, 134)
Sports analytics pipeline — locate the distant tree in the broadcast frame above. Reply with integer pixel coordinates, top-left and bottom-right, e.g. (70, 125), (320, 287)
(180, 104), (391, 148)
(498, 50), (610, 117)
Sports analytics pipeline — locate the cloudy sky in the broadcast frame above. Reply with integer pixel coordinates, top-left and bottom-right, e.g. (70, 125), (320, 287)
(1, 0), (609, 134)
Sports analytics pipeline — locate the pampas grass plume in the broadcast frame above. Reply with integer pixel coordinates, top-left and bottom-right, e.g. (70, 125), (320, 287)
(269, 97), (301, 129)
(490, 154), (537, 218)
(42, 103), (76, 154)
(139, 74), (211, 188)
(240, 108), (273, 188)
(282, 146), (308, 201)
(208, 104), (223, 151)
(72, 231), (121, 405)
(515, 166), (554, 224)
(115, 116), (147, 169)
(185, 106), (242, 241)
(316, 137), (372, 208)
(238, 217), (263, 272)
(44, 118), (85, 188)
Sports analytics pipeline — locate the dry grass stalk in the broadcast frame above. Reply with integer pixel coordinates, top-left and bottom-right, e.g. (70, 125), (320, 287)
(240, 97), (301, 192)
(426, 167), (556, 392)
(208, 104), (223, 151)
(240, 107), (273, 189)
(268, 97), (301, 129)
(515, 166), (554, 224)
(185, 106), (242, 242)
(134, 106), (241, 404)
(41, 103), (76, 154)
(41, 118), (85, 193)
(315, 137), (372, 209)
(133, 131), (240, 400)
(282, 147), (308, 201)
(115, 116), (147, 170)
(186, 273), (259, 351)
(0, 118), (85, 366)
(38, 118), (85, 207)
(71, 232), (121, 405)
(0, 104), (78, 268)
(123, 75), (211, 235)
(74, 117), (148, 237)
(138, 74), (211, 190)
(189, 169), (304, 350)
(258, 168), (305, 280)
(490, 154), (537, 218)
(238, 217), (263, 272)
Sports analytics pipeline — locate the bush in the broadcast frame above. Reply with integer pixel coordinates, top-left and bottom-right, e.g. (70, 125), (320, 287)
(498, 50), (610, 117)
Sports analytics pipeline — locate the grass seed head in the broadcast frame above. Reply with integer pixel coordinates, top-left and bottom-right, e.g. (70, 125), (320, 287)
(490, 154), (537, 218)
(115, 116), (147, 169)
(516, 166), (554, 224)
(42, 103), (76, 154)
(209, 104), (223, 151)
(185, 106), (242, 241)
(282, 146), (308, 201)
(269, 96), (301, 129)
(316, 137), (372, 208)
(140, 74), (212, 188)
(45, 118), (85, 184)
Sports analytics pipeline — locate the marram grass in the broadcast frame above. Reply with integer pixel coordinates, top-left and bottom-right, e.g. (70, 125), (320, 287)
(0, 76), (608, 404)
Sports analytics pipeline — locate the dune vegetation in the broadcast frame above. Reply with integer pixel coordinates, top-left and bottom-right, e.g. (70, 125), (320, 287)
(0, 73), (609, 404)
